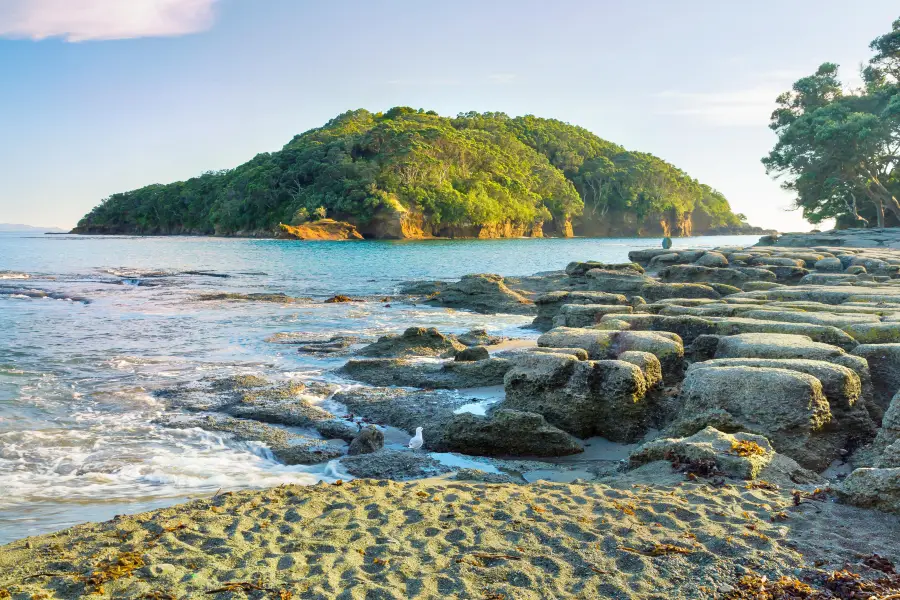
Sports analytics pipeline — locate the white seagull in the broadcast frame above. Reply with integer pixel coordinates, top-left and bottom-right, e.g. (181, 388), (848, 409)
(408, 427), (424, 450)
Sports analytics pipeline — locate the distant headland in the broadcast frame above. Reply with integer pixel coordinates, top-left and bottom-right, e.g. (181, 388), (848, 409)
(72, 108), (770, 240)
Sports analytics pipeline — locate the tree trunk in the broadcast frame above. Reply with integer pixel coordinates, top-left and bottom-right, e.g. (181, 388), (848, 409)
(846, 192), (869, 227)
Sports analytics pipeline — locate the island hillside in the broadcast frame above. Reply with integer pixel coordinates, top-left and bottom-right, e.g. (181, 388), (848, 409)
(73, 108), (759, 239)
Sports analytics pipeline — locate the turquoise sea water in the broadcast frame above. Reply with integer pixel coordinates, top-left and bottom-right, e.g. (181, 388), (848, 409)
(0, 232), (760, 543)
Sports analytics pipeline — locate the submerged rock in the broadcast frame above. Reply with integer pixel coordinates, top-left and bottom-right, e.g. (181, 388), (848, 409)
(338, 449), (451, 480)
(356, 327), (465, 358)
(347, 426), (384, 456)
(157, 415), (343, 465)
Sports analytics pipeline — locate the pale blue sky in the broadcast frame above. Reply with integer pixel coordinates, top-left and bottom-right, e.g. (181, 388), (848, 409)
(1, 0), (898, 230)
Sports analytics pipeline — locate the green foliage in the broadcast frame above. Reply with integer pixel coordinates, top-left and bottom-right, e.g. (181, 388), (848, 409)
(76, 108), (742, 236)
(764, 17), (900, 227)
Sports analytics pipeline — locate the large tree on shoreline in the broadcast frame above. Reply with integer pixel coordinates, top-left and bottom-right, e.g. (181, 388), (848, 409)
(763, 18), (900, 228)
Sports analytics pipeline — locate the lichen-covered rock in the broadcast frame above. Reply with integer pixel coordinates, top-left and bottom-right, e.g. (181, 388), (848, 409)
(710, 318), (857, 350)
(630, 427), (775, 479)
(687, 358), (876, 443)
(599, 313), (718, 345)
(628, 248), (678, 264)
(674, 366), (836, 470)
(439, 409), (584, 457)
(565, 261), (644, 276)
(501, 352), (649, 441)
(843, 322), (900, 344)
(658, 265), (770, 286)
(425, 273), (535, 315)
(347, 426), (384, 456)
(454, 346), (490, 362)
(356, 327), (465, 358)
(526, 346), (590, 360)
(739, 309), (880, 329)
(877, 441), (900, 468)
(852, 344), (900, 410)
(616, 351), (663, 388)
(639, 282), (722, 302)
(687, 358), (860, 414)
(749, 256), (805, 267)
(814, 257), (843, 271)
(741, 281), (784, 291)
(551, 303), (634, 328)
(585, 268), (656, 294)
(837, 467), (900, 515)
(765, 265), (811, 283)
(537, 327), (684, 379)
(873, 390), (900, 458)
(532, 290), (630, 331)
(695, 251), (728, 268)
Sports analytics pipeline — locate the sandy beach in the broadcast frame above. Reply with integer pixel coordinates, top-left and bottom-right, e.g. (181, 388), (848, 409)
(2, 464), (899, 599)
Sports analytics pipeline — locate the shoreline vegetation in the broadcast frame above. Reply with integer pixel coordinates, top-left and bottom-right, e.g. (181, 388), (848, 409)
(71, 109), (768, 241)
(4, 231), (900, 598)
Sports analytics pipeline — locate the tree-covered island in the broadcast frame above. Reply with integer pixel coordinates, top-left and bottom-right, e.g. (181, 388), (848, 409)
(74, 109), (759, 239)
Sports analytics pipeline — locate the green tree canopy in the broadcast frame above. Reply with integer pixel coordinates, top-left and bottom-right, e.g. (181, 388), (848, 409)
(76, 108), (744, 236)
(764, 18), (900, 228)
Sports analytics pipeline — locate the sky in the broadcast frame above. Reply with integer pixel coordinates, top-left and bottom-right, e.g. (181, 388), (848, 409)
(1, 0), (898, 231)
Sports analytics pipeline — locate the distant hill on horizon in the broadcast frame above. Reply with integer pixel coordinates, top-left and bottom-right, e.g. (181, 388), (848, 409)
(0, 223), (67, 233)
(73, 107), (762, 240)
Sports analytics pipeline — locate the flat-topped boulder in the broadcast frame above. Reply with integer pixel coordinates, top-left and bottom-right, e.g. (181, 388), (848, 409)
(537, 327), (684, 379)
(501, 352), (650, 441)
(687, 358), (876, 441)
(600, 313), (857, 349)
(551, 303), (634, 328)
(564, 261), (644, 276)
(657, 265), (774, 286)
(673, 365), (836, 470)
(694, 251), (728, 268)
(531, 290), (630, 331)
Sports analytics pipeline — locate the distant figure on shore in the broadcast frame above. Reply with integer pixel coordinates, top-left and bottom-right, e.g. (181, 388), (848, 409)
(408, 427), (424, 450)
(662, 236), (672, 250)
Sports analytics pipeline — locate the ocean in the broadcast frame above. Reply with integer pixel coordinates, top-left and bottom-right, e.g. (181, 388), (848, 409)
(0, 232), (760, 543)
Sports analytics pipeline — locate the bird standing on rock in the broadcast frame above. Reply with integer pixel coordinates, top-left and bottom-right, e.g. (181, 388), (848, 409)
(408, 427), (424, 450)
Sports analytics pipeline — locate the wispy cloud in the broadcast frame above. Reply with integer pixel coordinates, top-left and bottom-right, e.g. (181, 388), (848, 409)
(655, 71), (801, 127)
(655, 87), (781, 127)
(0, 0), (219, 42)
(487, 73), (516, 84)
(386, 77), (461, 86)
